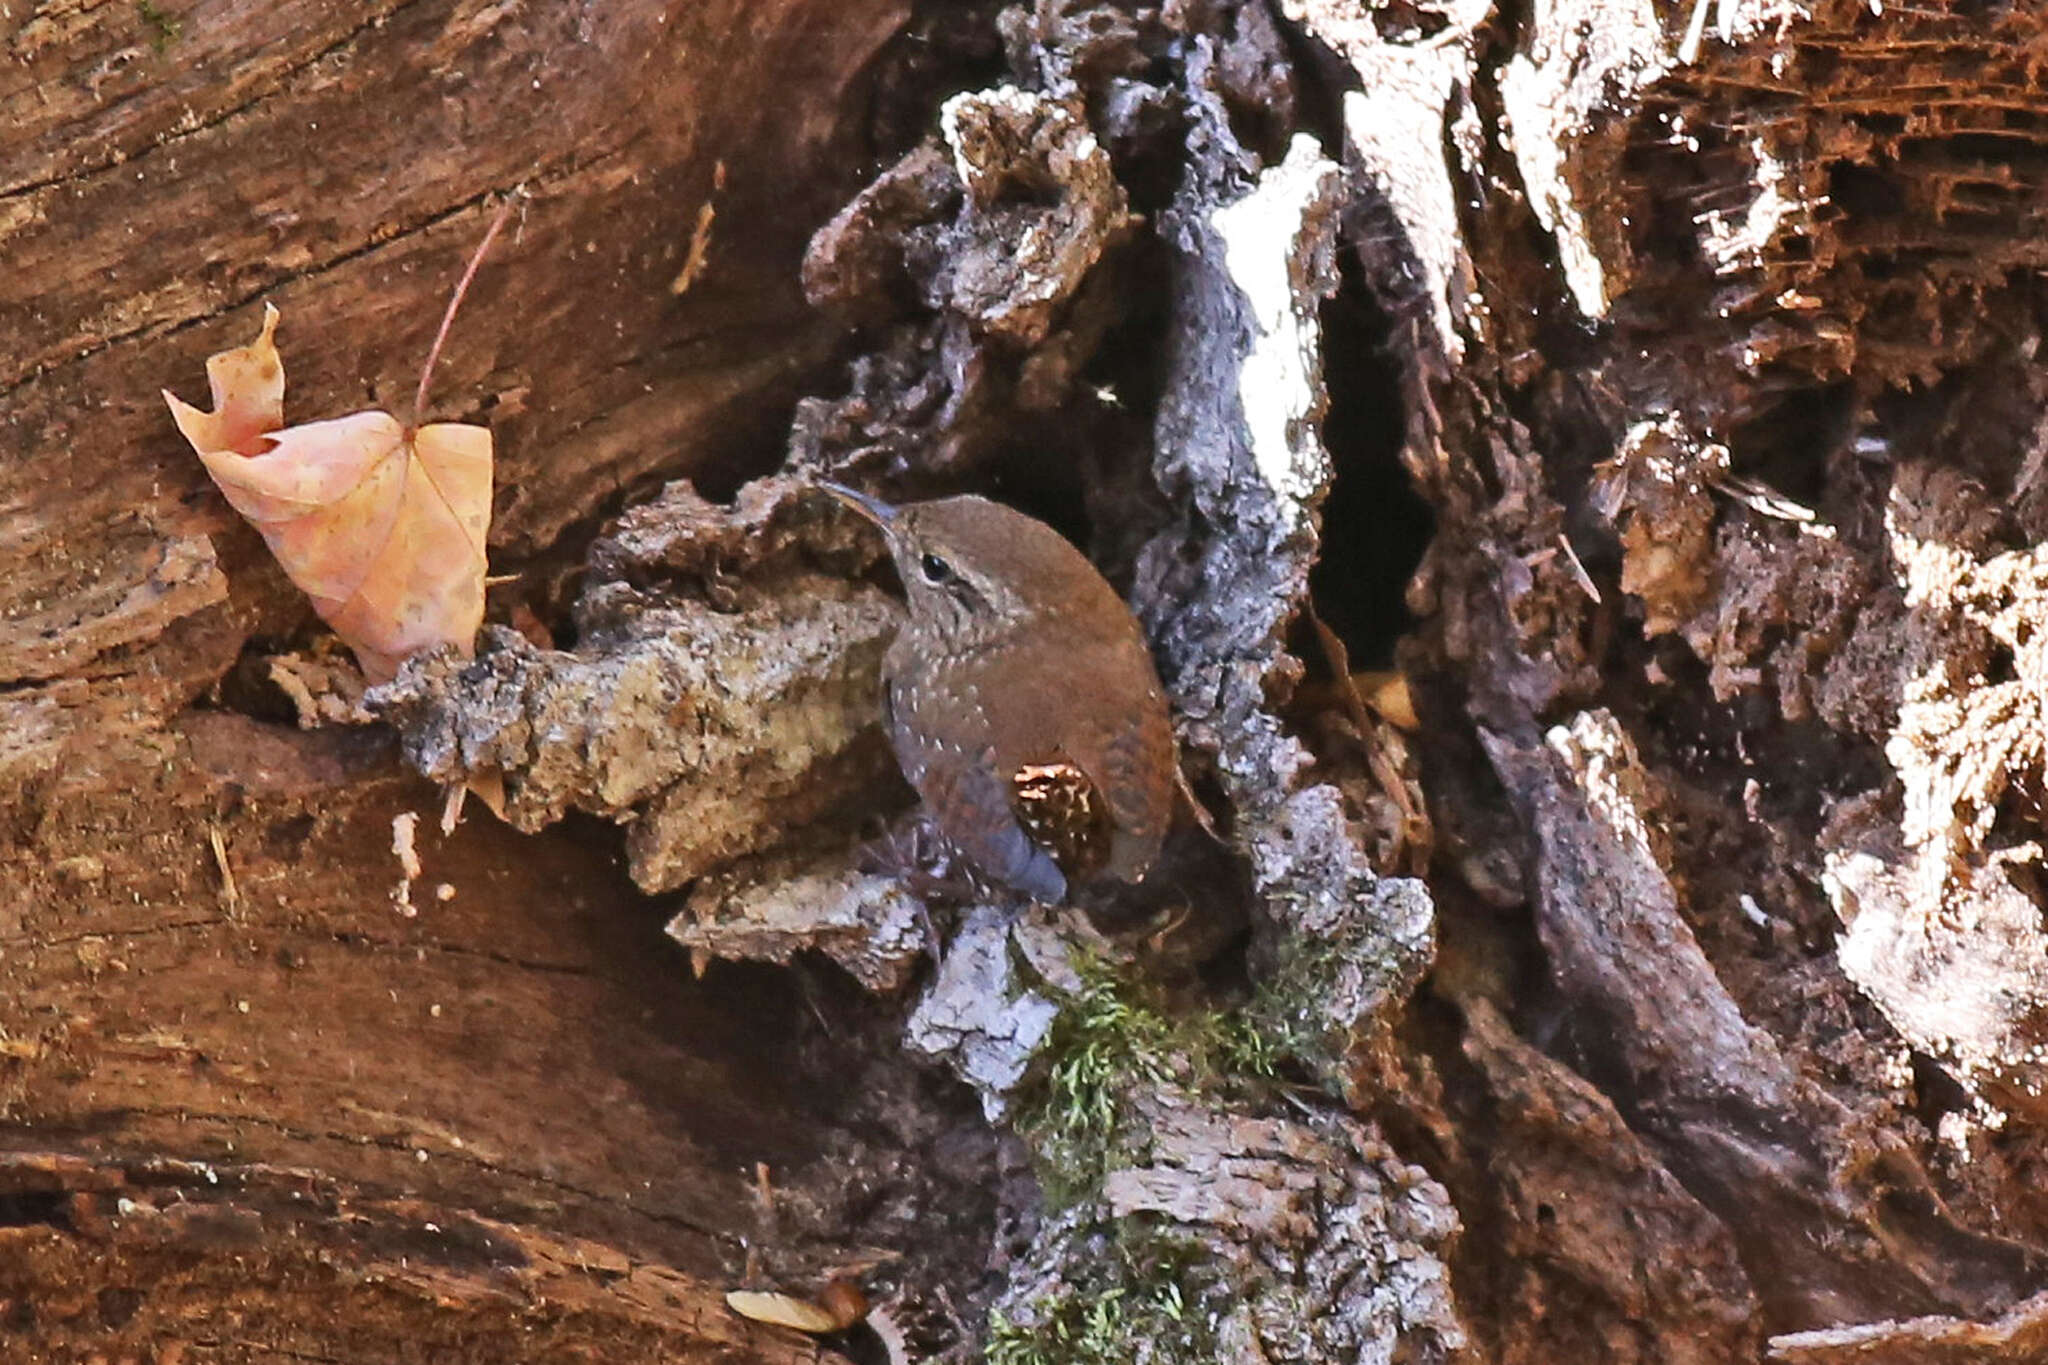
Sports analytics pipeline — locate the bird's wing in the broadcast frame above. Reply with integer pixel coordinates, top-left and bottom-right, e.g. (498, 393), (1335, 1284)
(982, 636), (1172, 884)
(1094, 706), (1174, 882)
(1009, 758), (1114, 884)
(887, 677), (1068, 903)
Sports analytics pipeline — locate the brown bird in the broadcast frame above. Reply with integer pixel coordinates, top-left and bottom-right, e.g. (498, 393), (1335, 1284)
(821, 484), (1176, 904)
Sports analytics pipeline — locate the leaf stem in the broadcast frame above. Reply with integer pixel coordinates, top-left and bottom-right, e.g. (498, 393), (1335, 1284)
(413, 188), (523, 427)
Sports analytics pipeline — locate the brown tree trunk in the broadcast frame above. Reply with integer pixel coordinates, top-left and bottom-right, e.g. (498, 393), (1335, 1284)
(0, 2), (1001, 1361)
(11, 0), (2048, 1363)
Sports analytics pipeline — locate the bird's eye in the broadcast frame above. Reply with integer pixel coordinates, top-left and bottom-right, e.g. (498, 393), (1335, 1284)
(919, 552), (954, 583)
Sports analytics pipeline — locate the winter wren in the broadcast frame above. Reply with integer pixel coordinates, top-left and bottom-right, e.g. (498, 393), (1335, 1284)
(821, 484), (1175, 903)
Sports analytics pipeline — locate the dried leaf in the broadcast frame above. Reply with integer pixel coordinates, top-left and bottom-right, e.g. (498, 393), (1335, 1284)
(164, 303), (284, 456)
(165, 305), (492, 681)
(1358, 670), (1419, 731)
(724, 1290), (845, 1334)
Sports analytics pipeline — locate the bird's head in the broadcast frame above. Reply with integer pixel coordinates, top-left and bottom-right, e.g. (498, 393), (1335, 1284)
(819, 484), (1088, 648)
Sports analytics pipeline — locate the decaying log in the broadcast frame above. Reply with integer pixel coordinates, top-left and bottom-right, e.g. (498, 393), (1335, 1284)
(2, 2), (1014, 1360)
(1479, 712), (2041, 1323)
(1770, 1290), (2048, 1365)
(1326, 0), (2048, 1353)
(16, 0), (2048, 1359)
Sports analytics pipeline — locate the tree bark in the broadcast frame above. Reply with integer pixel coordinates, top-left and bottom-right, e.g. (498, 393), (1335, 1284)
(1, 2), (1007, 1361)
(12, 0), (2048, 1363)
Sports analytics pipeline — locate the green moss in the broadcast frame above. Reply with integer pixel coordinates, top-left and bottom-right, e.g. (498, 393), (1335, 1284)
(993, 945), (1371, 1361)
(1042, 968), (1177, 1131)
(1234, 930), (1355, 1081)
(1015, 952), (1290, 1205)
(986, 1222), (1218, 1365)
(138, 1), (182, 51)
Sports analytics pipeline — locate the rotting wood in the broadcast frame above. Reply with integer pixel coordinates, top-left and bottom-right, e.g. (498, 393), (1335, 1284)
(16, 0), (2048, 1359)
(2, 2), (1009, 1360)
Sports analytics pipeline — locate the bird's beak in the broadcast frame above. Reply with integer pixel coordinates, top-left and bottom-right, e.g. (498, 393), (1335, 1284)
(816, 480), (900, 528)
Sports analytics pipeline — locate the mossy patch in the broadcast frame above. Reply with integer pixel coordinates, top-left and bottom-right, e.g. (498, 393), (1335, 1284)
(1235, 926), (1358, 1080)
(1014, 950), (1287, 1205)
(986, 1220), (1221, 1365)
(137, 1), (182, 51)
(997, 940), (1387, 1359)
